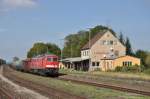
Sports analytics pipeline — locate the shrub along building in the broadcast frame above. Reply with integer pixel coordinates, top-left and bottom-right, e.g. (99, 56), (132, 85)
(60, 31), (140, 71)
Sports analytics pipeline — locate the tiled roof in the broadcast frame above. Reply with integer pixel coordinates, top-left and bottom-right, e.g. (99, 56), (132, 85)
(81, 31), (106, 50)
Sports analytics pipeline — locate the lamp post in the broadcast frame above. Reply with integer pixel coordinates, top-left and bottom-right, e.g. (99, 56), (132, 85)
(59, 38), (65, 61)
(59, 38), (65, 69)
(87, 28), (92, 70)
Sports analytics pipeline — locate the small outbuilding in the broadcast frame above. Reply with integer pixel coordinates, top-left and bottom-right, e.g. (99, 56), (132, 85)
(101, 55), (141, 71)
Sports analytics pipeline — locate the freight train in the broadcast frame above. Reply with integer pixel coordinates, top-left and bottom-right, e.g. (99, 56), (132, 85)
(0, 58), (6, 66)
(12, 54), (59, 76)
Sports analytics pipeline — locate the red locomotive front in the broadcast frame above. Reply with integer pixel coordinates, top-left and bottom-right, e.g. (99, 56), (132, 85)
(43, 55), (59, 75)
(23, 54), (59, 75)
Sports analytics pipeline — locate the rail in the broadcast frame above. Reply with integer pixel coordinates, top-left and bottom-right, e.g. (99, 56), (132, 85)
(58, 76), (150, 96)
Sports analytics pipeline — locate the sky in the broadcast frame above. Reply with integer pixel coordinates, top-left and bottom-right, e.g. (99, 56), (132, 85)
(0, 0), (150, 61)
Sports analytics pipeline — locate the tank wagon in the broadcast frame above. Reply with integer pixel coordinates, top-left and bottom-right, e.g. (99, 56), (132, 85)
(12, 60), (23, 71)
(0, 58), (6, 66)
(22, 54), (59, 75)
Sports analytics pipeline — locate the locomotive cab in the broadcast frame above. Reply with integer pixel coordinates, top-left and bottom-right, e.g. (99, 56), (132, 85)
(45, 55), (59, 75)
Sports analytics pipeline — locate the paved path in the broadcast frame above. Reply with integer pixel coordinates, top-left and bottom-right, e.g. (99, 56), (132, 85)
(0, 65), (49, 99)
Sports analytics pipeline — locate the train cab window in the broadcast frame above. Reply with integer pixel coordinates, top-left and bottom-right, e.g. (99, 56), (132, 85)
(47, 58), (52, 62)
(53, 58), (57, 62)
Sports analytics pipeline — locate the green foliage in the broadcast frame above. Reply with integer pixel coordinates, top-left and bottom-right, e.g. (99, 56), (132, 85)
(144, 69), (150, 75)
(93, 68), (101, 72)
(115, 65), (143, 73)
(63, 25), (116, 58)
(13, 57), (20, 62)
(115, 66), (122, 72)
(145, 53), (150, 68)
(125, 37), (134, 56)
(27, 42), (61, 58)
(135, 50), (148, 67)
(119, 32), (125, 45)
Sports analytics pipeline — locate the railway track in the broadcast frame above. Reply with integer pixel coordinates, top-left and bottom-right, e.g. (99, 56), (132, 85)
(4, 66), (150, 97)
(58, 76), (150, 96)
(3, 67), (86, 99)
(0, 86), (12, 99)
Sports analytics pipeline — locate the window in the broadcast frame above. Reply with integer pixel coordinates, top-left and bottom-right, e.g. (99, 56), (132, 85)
(96, 62), (99, 66)
(92, 62), (100, 66)
(92, 62), (95, 66)
(110, 40), (113, 45)
(129, 62), (132, 66)
(53, 58), (57, 62)
(123, 62), (125, 66)
(123, 61), (132, 66)
(103, 40), (107, 45)
(125, 62), (128, 66)
(86, 51), (89, 56)
(47, 58), (52, 62)
(115, 50), (119, 56)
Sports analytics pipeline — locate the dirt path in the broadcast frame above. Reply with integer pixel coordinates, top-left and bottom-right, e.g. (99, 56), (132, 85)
(0, 65), (49, 99)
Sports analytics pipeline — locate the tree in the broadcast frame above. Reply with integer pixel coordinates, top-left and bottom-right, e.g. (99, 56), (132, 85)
(13, 57), (19, 62)
(145, 53), (150, 68)
(125, 37), (134, 56)
(135, 50), (148, 66)
(46, 43), (61, 57)
(63, 25), (116, 58)
(119, 32), (125, 45)
(27, 42), (61, 58)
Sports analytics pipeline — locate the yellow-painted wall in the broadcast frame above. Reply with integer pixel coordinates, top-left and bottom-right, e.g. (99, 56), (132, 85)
(101, 60), (114, 71)
(101, 55), (141, 71)
(59, 62), (65, 69)
(114, 55), (141, 68)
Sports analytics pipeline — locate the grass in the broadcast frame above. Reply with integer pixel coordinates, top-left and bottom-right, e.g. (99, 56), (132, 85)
(59, 69), (150, 92)
(9, 69), (150, 99)
(59, 69), (150, 81)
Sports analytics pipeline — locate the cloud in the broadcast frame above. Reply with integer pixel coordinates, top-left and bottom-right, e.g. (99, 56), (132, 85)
(0, 28), (7, 32)
(2, 0), (37, 7)
(0, 0), (38, 12)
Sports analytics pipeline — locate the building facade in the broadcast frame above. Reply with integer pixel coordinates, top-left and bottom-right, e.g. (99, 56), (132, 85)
(101, 55), (141, 71)
(81, 31), (126, 71)
(61, 30), (140, 71)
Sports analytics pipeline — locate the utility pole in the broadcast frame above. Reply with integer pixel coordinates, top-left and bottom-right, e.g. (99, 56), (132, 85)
(59, 38), (65, 61)
(87, 28), (92, 69)
(71, 41), (72, 58)
(47, 46), (50, 54)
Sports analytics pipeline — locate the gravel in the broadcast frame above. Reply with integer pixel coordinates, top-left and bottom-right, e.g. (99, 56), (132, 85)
(0, 66), (49, 99)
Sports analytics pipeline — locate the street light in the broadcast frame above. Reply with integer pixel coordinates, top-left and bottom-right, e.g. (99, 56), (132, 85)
(87, 28), (92, 70)
(59, 38), (65, 61)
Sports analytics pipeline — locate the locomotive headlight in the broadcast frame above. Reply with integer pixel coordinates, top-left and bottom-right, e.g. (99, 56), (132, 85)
(46, 65), (57, 67)
(46, 65), (53, 67)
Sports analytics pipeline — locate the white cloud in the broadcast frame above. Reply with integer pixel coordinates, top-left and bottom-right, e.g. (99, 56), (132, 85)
(0, 28), (7, 32)
(0, 0), (38, 11)
(2, 0), (37, 7)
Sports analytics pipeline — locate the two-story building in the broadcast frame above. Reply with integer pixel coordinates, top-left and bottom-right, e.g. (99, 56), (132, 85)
(81, 30), (126, 71)
(60, 30), (140, 71)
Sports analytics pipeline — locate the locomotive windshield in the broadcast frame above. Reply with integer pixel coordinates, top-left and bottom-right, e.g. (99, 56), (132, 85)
(53, 58), (57, 61)
(47, 57), (57, 62)
(47, 58), (52, 62)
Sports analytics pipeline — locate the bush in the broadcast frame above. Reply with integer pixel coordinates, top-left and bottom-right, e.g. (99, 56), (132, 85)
(115, 65), (144, 73)
(144, 69), (150, 75)
(94, 68), (101, 71)
(115, 66), (122, 72)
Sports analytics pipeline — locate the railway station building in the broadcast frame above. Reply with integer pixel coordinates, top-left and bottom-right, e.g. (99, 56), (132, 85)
(60, 30), (141, 71)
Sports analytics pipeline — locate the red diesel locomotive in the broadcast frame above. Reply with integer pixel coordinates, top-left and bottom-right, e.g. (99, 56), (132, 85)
(23, 54), (59, 75)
